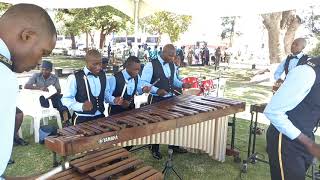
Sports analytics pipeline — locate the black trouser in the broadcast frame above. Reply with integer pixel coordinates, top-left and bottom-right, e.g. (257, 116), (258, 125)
(147, 95), (178, 152)
(266, 125), (313, 180)
(72, 113), (105, 124)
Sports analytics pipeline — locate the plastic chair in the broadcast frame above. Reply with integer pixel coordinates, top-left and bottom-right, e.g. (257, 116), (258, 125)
(32, 99), (62, 143)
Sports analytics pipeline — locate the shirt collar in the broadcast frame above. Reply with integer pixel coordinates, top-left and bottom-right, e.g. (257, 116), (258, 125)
(158, 55), (167, 65)
(122, 69), (132, 81)
(293, 52), (303, 59)
(83, 66), (92, 76)
(0, 38), (11, 60)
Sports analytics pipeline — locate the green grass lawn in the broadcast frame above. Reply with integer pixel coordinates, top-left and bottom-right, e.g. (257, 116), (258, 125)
(5, 57), (278, 179)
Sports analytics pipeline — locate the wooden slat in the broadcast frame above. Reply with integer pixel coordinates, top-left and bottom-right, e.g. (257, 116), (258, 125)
(120, 117), (148, 126)
(58, 128), (75, 136)
(168, 106), (198, 115)
(70, 146), (122, 164)
(177, 103), (211, 112)
(90, 158), (143, 180)
(145, 172), (163, 180)
(73, 150), (129, 173)
(85, 122), (110, 133)
(118, 166), (153, 180)
(96, 121), (121, 131)
(134, 114), (161, 123)
(131, 169), (158, 180)
(47, 169), (74, 180)
(78, 123), (102, 134)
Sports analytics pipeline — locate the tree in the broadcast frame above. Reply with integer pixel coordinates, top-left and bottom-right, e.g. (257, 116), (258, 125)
(140, 11), (192, 43)
(56, 6), (129, 49)
(0, 2), (10, 13)
(262, 10), (302, 64)
(220, 16), (241, 47)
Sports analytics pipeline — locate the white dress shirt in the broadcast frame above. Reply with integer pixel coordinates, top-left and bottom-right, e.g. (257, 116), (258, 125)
(0, 38), (18, 176)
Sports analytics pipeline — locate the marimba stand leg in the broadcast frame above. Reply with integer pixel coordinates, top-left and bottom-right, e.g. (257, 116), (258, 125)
(52, 152), (59, 167)
(162, 149), (182, 180)
(226, 114), (241, 163)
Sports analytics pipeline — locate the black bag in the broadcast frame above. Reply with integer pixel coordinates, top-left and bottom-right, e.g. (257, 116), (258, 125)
(39, 125), (57, 144)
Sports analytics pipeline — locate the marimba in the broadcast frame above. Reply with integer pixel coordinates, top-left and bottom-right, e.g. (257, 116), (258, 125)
(40, 146), (163, 180)
(45, 95), (245, 162)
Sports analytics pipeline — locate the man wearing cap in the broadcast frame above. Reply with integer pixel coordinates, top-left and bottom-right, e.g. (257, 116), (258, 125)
(24, 60), (61, 93)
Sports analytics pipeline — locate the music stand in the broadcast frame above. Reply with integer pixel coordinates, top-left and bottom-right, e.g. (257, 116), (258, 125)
(162, 149), (183, 180)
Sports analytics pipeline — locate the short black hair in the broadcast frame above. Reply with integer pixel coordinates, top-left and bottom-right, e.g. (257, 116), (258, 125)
(1, 3), (56, 37)
(125, 56), (140, 68)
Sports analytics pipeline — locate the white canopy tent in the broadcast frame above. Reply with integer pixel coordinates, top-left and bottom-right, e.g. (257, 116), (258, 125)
(1, 0), (320, 43)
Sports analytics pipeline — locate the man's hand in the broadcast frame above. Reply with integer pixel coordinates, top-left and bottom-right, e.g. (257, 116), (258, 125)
(182, 83), (192, 89)
(142, 86), (151, 93)
(156, 89), (168, 97)
(114, 97), (123, 105)
(82, 100), (93, 111)
(298, 133), (320, 158)
(276, 79), (284, 85)
(121, 100), (131, 108)
(40, 87), (49, 92)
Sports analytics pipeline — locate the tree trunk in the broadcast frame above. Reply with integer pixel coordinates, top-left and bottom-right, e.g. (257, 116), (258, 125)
(262, 12), (282, 64)
(262, 10), (301, 64)
(86, 31), (89, 51)
(283, 12), (301, 55)
(99, 29), (106, 49)
(70, 33), (76, 49)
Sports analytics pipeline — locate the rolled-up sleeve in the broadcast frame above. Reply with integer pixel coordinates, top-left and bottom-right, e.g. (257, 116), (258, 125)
(141, 62), (158, 94)
(61, 75), (83, 112)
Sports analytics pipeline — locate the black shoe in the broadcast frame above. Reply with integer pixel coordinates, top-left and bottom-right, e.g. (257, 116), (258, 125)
(171, 147), (188, 154)
(152, 151), (162, 160)
(14, 137), (29, 146)
(7, 159), (14, 165)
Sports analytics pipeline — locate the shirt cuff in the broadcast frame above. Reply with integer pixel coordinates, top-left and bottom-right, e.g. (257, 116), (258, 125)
(286, 127), (301, 140)
(176, 81), (183, 88)
(151, 86), (159, 94)
(109, 96), (116, 105)
(73, 103), (84, 112)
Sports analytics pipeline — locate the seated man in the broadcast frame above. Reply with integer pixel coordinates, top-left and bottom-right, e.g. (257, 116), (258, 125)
(24, 60), (69, 121)
(62, 49), (107, 124)
(106, 56), (151, 116)
(24, 60), (61, 93)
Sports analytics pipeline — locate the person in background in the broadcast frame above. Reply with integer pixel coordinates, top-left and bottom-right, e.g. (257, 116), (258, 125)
(141, 44), (191, 160)
(62, 49), (108, 124)
(273, 38), (310, 92)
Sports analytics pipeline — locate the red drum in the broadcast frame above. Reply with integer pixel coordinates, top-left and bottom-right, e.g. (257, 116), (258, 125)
(182, 77), (199, 89)
(200, 79), (214, 92)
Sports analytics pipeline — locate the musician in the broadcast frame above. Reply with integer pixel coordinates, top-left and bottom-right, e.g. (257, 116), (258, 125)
(141, 44), (191, 160)
(274, 38), (310, 85)
(0, 3), (56, 177)
(62, 49), (107, 124)
(106, 56), (151, 116)
(264, 57), (320, 180)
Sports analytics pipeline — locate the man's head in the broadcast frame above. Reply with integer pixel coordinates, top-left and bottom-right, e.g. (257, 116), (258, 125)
(41, 60), (52, 79)
(161, 44), (176, 63)
(125, 56), (141, 78)
(173, 55), (181, 67)
(101, 57), (109, 71)
(85, 49), (102, 75)
(0, 4), (57, 73)
(291, 38), (307, 55)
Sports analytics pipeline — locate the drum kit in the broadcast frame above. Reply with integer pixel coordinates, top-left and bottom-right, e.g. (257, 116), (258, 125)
(182, 75), (221, 97)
